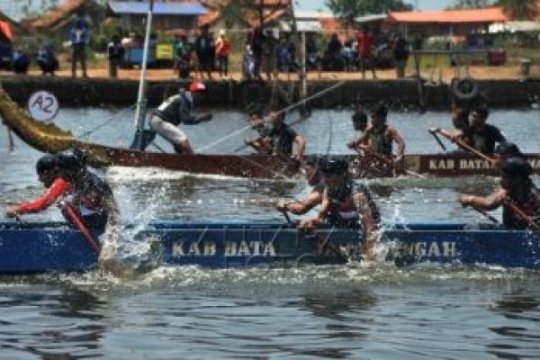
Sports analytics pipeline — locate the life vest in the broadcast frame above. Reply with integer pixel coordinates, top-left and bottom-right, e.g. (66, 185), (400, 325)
(64, 171), (115, 233)
(503, 184), (540, 230)
(326, 180), (380, 229)
(369, 125), (392, 155)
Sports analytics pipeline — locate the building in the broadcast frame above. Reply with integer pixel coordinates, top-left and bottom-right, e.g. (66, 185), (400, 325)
(387, 7), (508, 38)
(107, 1), (207, 32)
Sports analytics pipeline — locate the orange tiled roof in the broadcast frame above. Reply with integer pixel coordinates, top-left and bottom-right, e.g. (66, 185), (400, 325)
(537, 0), (540, 19)
(319, 18), (343, 34)
(24, 0), (86, 30)
(0, 21), (13, 41)
(198, 9), (221, 27)
(388, 7), (508, 24)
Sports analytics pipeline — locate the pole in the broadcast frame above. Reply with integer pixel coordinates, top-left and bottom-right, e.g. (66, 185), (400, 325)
(132, 0), (154, 149)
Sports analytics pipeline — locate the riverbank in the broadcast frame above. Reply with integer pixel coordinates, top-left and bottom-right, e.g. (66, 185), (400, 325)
(0, 66), (539, 109)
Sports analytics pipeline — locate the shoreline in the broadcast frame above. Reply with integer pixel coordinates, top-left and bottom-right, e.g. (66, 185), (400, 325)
(1, 68), (539, 110)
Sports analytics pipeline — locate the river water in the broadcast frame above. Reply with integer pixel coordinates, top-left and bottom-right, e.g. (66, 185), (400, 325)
(0, 108), (539, 359)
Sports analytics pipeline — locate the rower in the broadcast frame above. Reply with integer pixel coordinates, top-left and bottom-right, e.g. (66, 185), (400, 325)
(347, 109), (369, 148)
(6, 150), (120, 237)
(265, 106), (306, 161)
(493, 141), (525, 168)
(297, 158), (380, 259)
(468, 106), (506, 155)
(276, 157), (325, 215)
(459, 157), (539, 230)
(149, 82), (213, 154)
(348, 103), (406, 166)
(447, 106), (473, 150)
(243, 108), (272, 154)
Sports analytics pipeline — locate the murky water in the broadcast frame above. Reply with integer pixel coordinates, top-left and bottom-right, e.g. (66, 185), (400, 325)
(0, 108), (539, 359)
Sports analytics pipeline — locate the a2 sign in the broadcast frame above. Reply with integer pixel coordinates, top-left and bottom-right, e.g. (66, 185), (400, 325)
(27, 90), (59, 122)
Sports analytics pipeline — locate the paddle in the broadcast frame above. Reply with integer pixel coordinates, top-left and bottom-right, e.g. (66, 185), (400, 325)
(502, 198), (540, 235)
(280, 209), (348, 262)
(428, 128), (447, 151)
(431, 128), (496, 164)
(60, 203), (101, 255)
(469, 205), (500, 224)
(353, 148), (426, 179)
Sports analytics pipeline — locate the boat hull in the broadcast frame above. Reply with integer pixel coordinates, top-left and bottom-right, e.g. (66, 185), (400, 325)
(0, 221), (538, 273)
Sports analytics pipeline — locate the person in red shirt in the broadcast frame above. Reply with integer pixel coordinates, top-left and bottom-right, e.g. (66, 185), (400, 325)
(356, 26), (377, 79)
(6, 151), (119, 237)
(215, 30), (230, 79)
(7, 154), (73, 217)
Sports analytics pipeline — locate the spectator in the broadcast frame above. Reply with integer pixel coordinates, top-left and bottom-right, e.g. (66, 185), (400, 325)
(392, 33), (409, 79)
(276, 36), (291, 73)
(12, 51), (29, 74)
(249, 26), (264, 79)
(357, 26), (376, 79)
(261, 28), (277, 80)
(242, 44), (257, 81)
(305, 33), (318, 71)
(215, 29), (230, 79)
(174, 34), (192, 79)
(69, 18), (89, 78)
(107, 35), (125, 78)
(195, 24), (214, 79)
(412, 32), (424, 78)
(36, 45), (59, 76)
(322, 33), (343, 71)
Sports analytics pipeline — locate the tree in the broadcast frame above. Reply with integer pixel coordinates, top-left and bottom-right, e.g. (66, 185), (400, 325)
(447, 0), (493, 9)
(495, 0), (537, 20)
(326, 0), (412, 25)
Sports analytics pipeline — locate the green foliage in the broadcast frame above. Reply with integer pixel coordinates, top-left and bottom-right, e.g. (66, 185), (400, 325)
(495, 0), (537, 20)
(326, 0), (412, 25)
(218, 0), (257, 29)
(447, 0), (493, 9)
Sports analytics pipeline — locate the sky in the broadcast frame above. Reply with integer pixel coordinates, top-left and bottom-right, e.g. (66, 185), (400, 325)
(0, 0), (459, 20)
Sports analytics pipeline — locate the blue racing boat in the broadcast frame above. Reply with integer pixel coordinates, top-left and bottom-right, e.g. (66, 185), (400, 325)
(0, 221), (539, 274)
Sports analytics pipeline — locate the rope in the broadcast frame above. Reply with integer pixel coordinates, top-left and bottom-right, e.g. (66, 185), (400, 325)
(79, 102), (138, 139)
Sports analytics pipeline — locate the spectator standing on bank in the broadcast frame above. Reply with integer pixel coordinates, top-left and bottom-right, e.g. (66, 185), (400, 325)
(107, 35), (125, 78)
(36, 45), (59, 76)
(215, 30), (230, 79)
(356, 26), (376, 79)
(261, 29), (277, 81)
(69, 18), (89, 78)
(195, 25), (214, 79)
(392, 33), (409, 79)
(249, 27), (264, 79)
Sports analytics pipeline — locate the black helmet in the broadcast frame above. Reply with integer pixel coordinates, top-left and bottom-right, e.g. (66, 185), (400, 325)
(501, 157), (532, 178)
(494, 142), (522, 157)
(35, 154), (60, 175)
(320, 158), (349, 175)
(56, 149), (87, 174)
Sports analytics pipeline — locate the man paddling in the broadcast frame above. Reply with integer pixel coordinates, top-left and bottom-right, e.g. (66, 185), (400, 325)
(149, 82), (213, 154)
(468, 107), (506, 155)
(348, 103), (406, 173)
(297, 158), (380, 259)
(459, 157), (540, 230)
(347, 109), (369, 148)
(6, 150), (120, 237)
(243, 108), (272, 154)
(265, 107), (306, 161)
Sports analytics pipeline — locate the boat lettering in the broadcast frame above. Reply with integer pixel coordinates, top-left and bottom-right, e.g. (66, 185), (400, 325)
(403, 241), (456, 258)
(172, 241), (216, 257)
(171, 241), (276, 257)
(428, 159), (455, 170)
(225, 241), (276, 257)
(459, 159), (493, 170)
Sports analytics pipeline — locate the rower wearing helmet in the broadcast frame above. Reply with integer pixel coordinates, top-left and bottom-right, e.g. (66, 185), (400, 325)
(56, 149), (119, 235)
(6, 154), (72, 216)
(149, 81), (213, 154)
(298, 158), (379, 259)
(7, 150), (119, 236)
(493, 141), (525, 168)
(459, 157), (540, 229)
